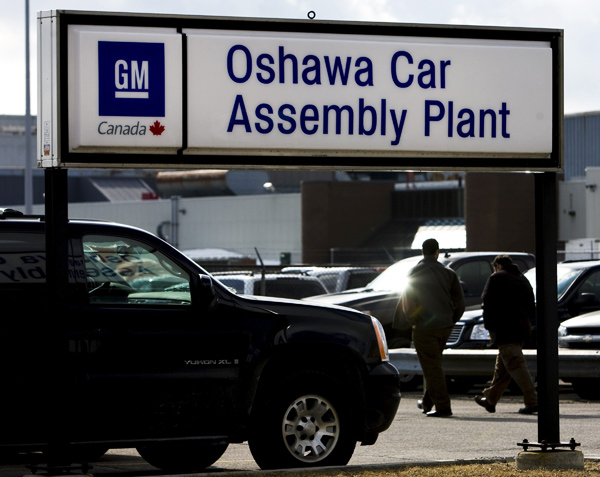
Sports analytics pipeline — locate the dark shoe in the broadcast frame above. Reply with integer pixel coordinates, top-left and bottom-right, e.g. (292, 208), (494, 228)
(519, 405), (538, 414)
(475, 395), (496, 413)
(417, 400), (432, 414)
(426, 409), (453, 417)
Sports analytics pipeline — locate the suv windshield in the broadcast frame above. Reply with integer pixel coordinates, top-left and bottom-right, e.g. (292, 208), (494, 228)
(524, 265), (585, 301)
(364, 257), (421, 292)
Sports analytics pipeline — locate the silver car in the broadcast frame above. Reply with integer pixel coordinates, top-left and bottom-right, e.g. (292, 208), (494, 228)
(558, 310), (600, 399)
(558, 310), (600, 349)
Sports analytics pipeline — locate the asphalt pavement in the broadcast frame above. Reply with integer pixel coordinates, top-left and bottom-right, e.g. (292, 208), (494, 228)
(2, 385), (598, 476)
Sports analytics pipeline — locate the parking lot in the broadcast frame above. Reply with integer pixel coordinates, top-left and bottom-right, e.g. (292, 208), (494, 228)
(2, 385), (598, 476)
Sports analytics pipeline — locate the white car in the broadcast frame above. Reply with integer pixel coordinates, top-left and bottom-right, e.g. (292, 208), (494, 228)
(559, 310), (600, 349)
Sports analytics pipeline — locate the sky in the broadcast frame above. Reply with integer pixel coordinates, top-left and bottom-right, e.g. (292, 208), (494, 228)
(1, 0), (599, 117)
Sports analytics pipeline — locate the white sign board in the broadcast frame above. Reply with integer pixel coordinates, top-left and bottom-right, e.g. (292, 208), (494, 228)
(185, 30), (552, 157)
(38, 11), (563, 171)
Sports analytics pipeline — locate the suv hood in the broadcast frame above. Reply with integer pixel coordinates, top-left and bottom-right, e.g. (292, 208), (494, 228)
(304, 288), (396, 306)
(234, 291), (373, 320)
(457, 308), (484, 323)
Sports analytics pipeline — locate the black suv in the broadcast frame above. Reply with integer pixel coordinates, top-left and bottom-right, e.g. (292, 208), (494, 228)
(0, 210), (400, 471)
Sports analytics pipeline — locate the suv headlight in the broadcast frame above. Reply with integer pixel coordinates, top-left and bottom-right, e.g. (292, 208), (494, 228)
(371, 317), (389, 362)
(558, 325), (567, 337)
(469, 323), (490, 341)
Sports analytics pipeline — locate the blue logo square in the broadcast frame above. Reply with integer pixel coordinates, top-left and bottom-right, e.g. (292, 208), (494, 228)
(98, 41), (165, 117)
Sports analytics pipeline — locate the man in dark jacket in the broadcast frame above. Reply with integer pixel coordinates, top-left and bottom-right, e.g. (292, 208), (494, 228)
(401, 238), (465, 417)
(474, 255), (538, 414)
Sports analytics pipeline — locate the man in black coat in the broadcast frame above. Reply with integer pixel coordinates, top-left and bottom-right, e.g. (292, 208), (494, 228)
(474, 255), (538, 414)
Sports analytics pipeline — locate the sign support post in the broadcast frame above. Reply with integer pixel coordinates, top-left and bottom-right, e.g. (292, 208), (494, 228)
(535, 171), (560, 442)
(41, 168), (72, 471)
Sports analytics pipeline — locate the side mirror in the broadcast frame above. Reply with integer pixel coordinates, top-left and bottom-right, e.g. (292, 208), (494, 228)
(196, 273), (216, 307)
(576, 292), (597, 305)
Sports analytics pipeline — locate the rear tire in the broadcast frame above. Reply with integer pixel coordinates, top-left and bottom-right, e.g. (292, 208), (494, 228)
(571, 378), (600, 400)
(446, 376), (478, 394)
(398, 373), (422, 391)
(137, 441), (228, 472)
(249, 373), (358, 469)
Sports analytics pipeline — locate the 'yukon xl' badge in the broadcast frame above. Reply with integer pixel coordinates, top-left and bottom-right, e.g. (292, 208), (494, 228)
(184, 359), (239, 366)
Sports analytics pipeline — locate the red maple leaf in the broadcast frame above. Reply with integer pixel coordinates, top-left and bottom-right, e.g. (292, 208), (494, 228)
(149, 121), (165, 136)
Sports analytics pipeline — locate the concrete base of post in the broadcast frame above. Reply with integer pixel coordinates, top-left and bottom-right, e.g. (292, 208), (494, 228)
(516, 449), (584, 470)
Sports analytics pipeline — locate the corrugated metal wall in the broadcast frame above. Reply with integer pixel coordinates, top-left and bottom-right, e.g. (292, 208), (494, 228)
(564, 111), (600, 180)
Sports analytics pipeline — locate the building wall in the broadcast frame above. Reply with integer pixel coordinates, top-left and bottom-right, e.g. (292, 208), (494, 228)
(584, 168), (600, 240)
(564, 112), (600, 180)
(558, 179), (586, 241)
(32, 193), (302, 265)
(25, 174), (541, 266)
(301, 182), (394, 263)
(465, 172), (536, 254)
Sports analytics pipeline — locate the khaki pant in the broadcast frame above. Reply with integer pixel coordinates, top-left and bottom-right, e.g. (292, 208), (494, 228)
(482, 343), (538, 407)
(413, 327), (453, 412)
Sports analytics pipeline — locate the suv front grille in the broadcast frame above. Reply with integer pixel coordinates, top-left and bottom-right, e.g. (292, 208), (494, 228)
(446, 323), (464, 347)
(565, 327), (599, 335)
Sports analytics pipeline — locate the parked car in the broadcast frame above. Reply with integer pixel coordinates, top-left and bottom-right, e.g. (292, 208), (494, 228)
(0, 209), (400, 471)
(451, 259), (600, 350)
(559, 310), (600, 349)
(281, 266), (384, 293)
(558, 310), (600, 399)
(445, 259), (600, 397)
(527, 260), (600, 321)
(214, 272), (329, 299)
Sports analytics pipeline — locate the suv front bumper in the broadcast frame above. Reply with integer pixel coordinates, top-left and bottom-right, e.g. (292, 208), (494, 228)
(364, 362), (401, 435)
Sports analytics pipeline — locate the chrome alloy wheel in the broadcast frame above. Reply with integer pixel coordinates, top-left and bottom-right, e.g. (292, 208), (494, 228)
(281, 394), (340, 463)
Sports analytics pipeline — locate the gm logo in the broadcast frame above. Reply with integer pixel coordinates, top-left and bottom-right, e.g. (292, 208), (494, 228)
(98, 41), (165, 117)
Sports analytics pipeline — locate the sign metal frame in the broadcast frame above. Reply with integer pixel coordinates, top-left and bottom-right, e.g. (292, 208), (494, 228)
(38, 10), (563, 172)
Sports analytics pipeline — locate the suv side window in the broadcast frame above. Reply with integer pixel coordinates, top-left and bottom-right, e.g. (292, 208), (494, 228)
(0, 231), (46, 286)
(455, 260), (493, 299)
(0, 231), (86, 312)
(0, 231), (85, 286)
(347, 271), (380, 290)
(314, 272), (338, 292)
(83, 235), (191, 305)
(577, 270), (600, 303)
(513, 258), (532, 273)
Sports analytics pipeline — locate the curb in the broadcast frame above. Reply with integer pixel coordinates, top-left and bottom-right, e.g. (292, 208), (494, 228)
(185, 456), (600, 476)
(189, 457), (514, 476)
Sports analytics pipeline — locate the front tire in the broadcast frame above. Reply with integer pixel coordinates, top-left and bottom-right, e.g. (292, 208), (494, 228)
(249, 375), (357, 469)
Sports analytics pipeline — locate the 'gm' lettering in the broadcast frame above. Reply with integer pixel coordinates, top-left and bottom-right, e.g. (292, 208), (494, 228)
(115, 60), (149, 98)
(98, 41), (165, 117)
